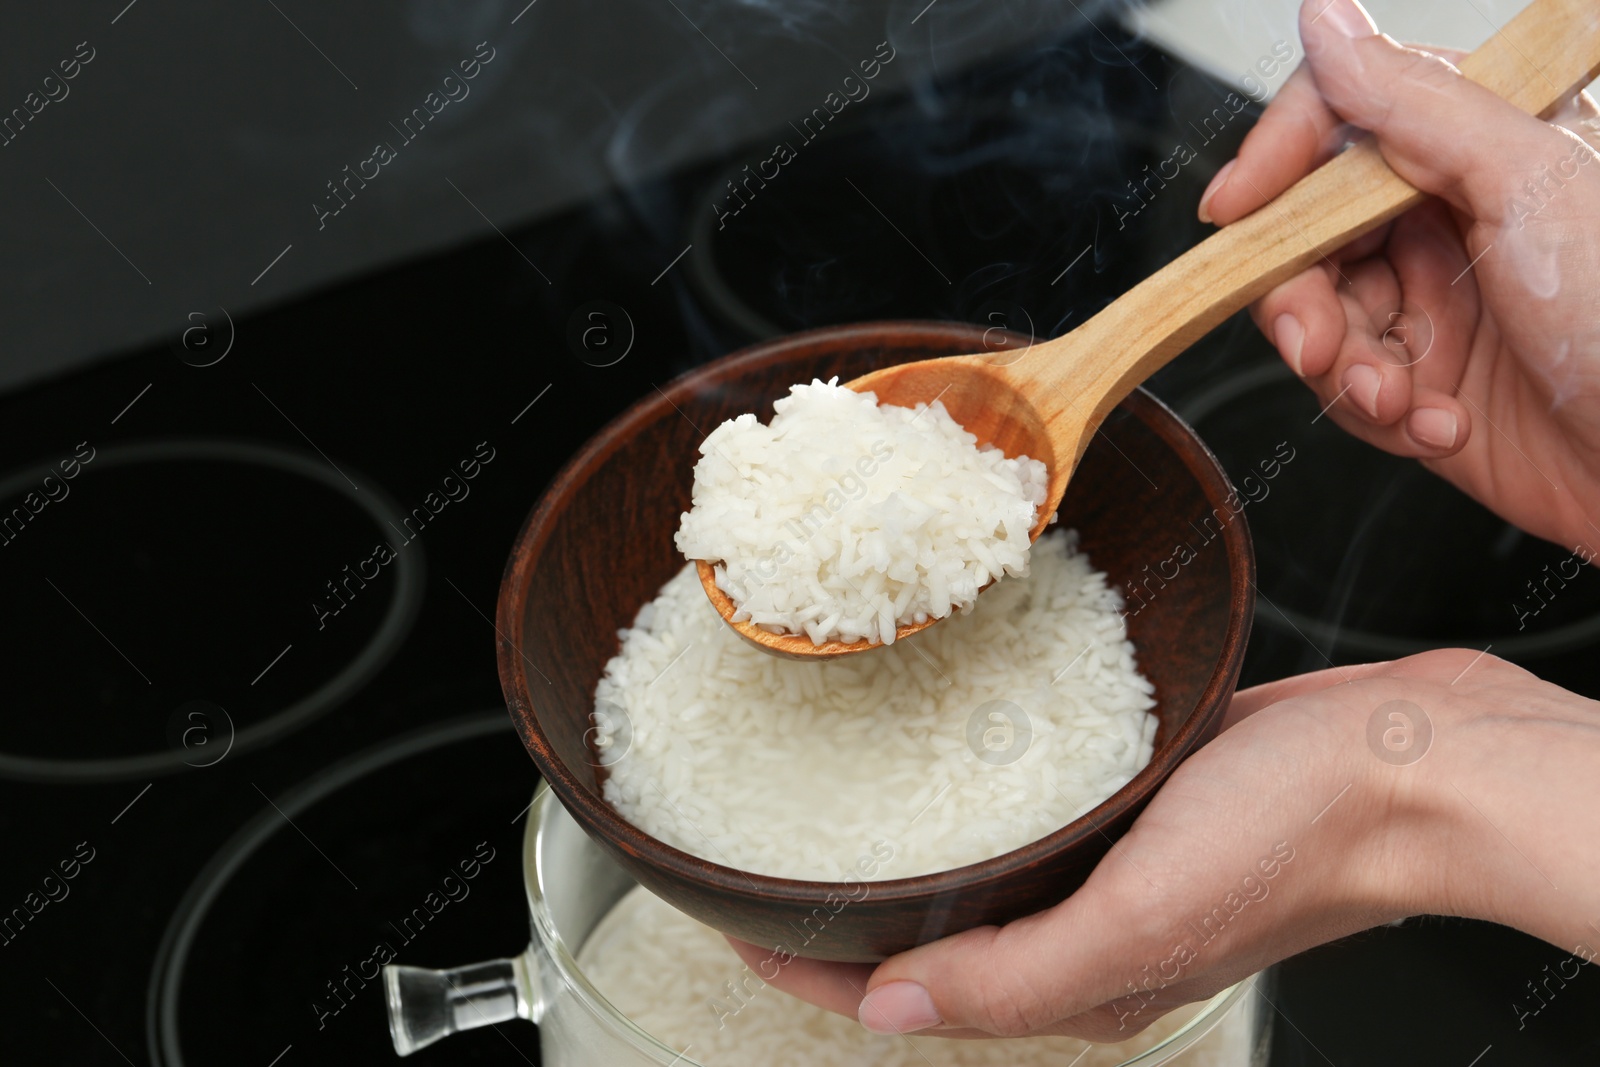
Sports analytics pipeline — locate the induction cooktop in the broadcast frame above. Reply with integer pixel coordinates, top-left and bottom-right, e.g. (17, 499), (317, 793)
(4, 6), (1597, 1066)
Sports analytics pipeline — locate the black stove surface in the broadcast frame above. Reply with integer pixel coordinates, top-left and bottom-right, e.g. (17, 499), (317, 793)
(4, 8), (1598, 1067)
(149, 714), (533, 1067)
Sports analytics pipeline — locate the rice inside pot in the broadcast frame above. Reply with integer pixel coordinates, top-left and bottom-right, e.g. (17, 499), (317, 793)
(578, 885), (1254, 1066)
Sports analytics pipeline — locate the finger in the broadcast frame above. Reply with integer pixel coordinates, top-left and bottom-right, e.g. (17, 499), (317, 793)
(1315, 222), (1477, 454)
(1308, 256), (1418, 427)
(1249, 261), (1348, 377)
(1380, 202), (1475, 391)
(1334, 257), (1421, 427)
(855, 904), (1130, 1037)
(1252, 201), (1477, 455)
(852, 827), (1280, 1040)
(1328, 221), (1393, 267)
(1380, 202), (1478, 454)
(1299, 0), (1592, 223)
(1246, 214), (1407, 378)
(1200, 62), (1356, 225)
(1202, 38), (1471, 227)
(723, 936), (874, 1018)
(723, 934), (1044, 1040)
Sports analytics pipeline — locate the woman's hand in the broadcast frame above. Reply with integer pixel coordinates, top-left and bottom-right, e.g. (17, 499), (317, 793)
(730, 649), (1600, 1038)
(1203, 0), (1600, 552)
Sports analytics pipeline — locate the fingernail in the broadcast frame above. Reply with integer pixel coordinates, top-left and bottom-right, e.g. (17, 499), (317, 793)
(1273, 314), (1305, 376)
(1409, 407), (1458, 449)
(1310, 0), (1376, 39)
(1198, 159), (1236, 224)
(859, 981), (942, 1035)
(1342, 364), (1382, 418)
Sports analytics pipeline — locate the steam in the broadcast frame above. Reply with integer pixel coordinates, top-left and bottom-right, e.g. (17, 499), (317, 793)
(496, 0), (1208, 348)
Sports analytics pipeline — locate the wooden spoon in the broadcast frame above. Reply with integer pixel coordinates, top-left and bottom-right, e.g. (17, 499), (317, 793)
(700, 0), (1600, 659)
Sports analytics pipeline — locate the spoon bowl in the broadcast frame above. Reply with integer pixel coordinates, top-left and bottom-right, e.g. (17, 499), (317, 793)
(696, 353), (1059, 659)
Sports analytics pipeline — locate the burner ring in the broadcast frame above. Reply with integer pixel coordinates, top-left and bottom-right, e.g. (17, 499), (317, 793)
(1176, 362), (1600, 660)
(683, 110), (1210, 344)
(686, 168), (787, 340)
(0, 438), (426, 782)
(144, 713), (511, 1067)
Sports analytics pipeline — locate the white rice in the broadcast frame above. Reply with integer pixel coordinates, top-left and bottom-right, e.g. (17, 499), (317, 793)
(577, 885), (1255, 1067)
(674, 378), (1049, 645)
(594, 529), (1156, 880)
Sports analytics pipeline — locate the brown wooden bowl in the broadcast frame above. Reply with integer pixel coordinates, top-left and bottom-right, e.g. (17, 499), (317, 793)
(497, 320), (1254, 962)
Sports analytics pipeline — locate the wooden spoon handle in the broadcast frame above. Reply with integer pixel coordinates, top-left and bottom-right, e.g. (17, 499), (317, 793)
(1022, 0), (1600, 451)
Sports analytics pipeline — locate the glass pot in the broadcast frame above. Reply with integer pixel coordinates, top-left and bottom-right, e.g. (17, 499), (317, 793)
(383, 784), (1276, 1065)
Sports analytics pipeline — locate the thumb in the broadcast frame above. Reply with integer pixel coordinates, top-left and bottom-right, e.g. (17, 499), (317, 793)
(856, 869), (1167, 1039)
(857, 913), (1115, 1039)
(1300, 0), (1583, 224)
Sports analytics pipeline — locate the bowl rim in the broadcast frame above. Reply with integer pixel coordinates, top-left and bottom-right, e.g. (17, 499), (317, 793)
(497, 319), (1255, 905)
